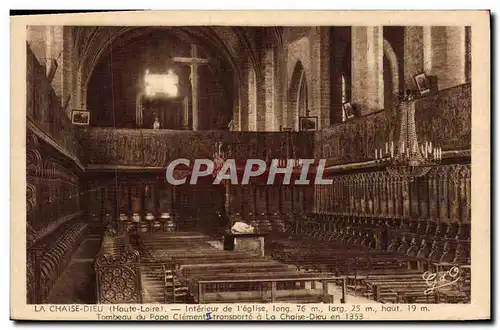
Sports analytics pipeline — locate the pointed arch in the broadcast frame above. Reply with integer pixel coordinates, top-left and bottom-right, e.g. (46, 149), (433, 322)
(74, 26), (249, 112)
(288, 61), (309, 130)
(383, 38), (400, 108)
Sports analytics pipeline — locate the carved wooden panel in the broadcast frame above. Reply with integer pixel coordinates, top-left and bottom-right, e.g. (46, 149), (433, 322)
(255, 185), (268, 215)
(316, 110), (393, 166)
(95, 249), (142, 304)
(267, 186), (280, 214)
(314, 164), (470, 224)
(26, 131), (80, 235)
(316, 84), (471, 166)
(158, 184), (173, 214)
(81, 129), (315, 167)
(415, 84), (471, 151)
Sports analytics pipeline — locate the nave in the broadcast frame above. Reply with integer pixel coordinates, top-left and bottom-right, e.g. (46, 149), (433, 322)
(26, 24), (472, 306)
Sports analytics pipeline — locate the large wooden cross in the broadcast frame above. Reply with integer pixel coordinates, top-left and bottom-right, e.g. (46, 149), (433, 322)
(172, 44), (209, 131)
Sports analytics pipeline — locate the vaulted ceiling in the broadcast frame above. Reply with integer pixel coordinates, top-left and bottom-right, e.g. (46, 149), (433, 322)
(70, 26), (283, 90)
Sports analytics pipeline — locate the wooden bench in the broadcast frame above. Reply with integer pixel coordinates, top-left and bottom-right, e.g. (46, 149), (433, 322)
(194, 275), (345, 304)
(139, 262), (188, 303)
(133, 231), (348, 304)
(273, 243), (412, 276)
(95, 231), (187, 304)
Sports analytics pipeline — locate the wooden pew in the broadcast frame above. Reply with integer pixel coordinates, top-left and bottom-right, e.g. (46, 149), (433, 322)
(139, 262), (188, 303)
(272, 240), (413, 276)
(133, 231), (348, 304)
(194, 275), (345, 304)
(95, 231), (187, 304)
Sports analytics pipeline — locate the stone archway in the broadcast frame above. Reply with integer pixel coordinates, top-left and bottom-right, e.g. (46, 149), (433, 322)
(74, 26), (248, 113)
(383, 39), (400, 108)
(382, 39), (401, 143)
(288, 61), (308, 130)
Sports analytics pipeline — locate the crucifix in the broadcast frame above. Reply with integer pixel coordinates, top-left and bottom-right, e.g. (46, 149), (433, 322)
(172, 44), (209, 131)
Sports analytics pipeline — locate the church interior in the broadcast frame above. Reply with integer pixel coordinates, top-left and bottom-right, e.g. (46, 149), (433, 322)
(26, 26), (471, 305)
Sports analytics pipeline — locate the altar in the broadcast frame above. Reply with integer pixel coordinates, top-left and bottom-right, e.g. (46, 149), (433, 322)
(223, 231), (267, 257)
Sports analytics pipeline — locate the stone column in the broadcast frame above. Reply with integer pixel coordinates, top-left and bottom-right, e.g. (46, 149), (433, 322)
(239, 58), (250, 131)
(317, 27), (331, 129)
(45, 26), (64, 96)
(232, 79), (242, 131)
(423, 26), (467, 90)
(351, 26), (384, 115)
(247, 60), (258, 131)
(262, 46), (275, 131)
(27, 26), (66, 105)
(404, 26), (425, 89)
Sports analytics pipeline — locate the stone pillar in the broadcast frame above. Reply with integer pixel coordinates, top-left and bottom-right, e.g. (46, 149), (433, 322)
(274, 43), (284, 131)
(404, 27), (424, 89)
(239, 58), (250, 131)
(27, 26), (66, 104)
(45, 26), (64, 96)
(247, 60), (258, 131)
(62, 27), (74, 118)
(423, 26), (467, 90)
(317, 27), (331, 129)
(27, 26), (47, 64)
(232, 79), (241, 131)
(263, 46), (275, 131)
(351, 26), (384, 115)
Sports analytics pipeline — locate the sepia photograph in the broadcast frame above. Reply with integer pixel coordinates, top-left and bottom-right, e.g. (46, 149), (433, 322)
(11, 10), (490, 321)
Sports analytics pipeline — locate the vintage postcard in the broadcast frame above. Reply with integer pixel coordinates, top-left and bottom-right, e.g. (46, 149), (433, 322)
(11, 10), (490, 321)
